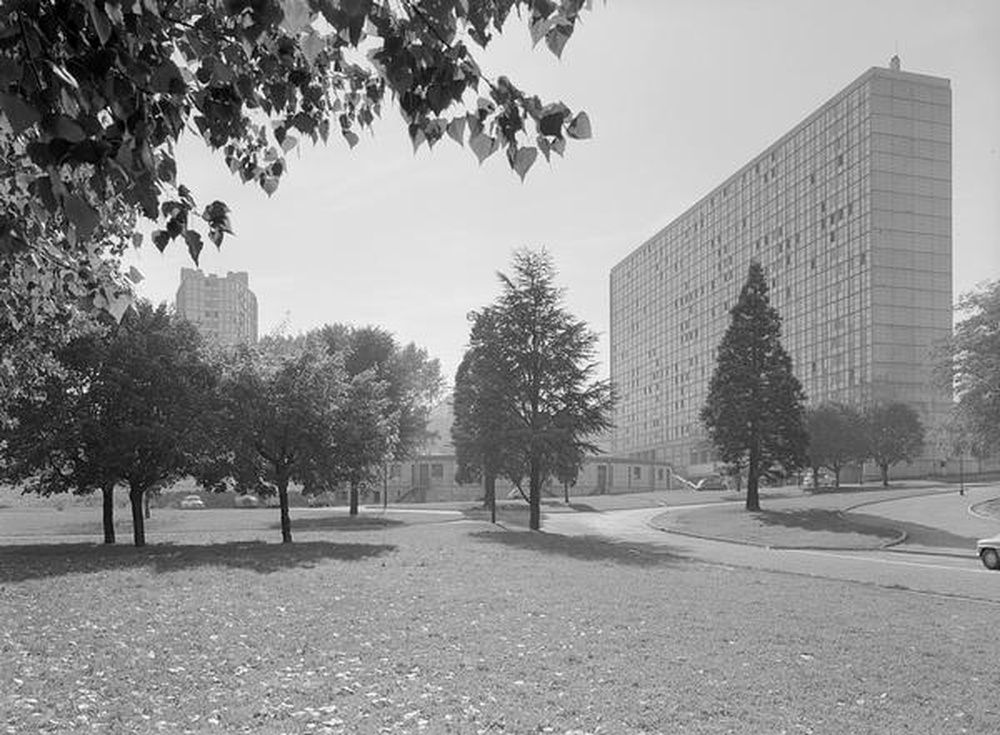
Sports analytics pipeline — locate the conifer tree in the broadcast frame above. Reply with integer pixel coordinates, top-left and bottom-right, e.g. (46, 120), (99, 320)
(701, 261), (807, 511)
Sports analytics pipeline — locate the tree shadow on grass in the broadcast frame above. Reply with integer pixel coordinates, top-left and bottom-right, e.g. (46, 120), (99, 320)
(469, 529), (687, 568)
(0, 540), (395, 584)
(752, 509), (898, 539)
(277, 516), (404, 532)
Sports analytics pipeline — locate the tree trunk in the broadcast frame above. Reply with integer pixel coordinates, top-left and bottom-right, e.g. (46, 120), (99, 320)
(811, 466), (819, 490)
(277, 473), (292, 543)
(102, 483), (115, 545)
(746, 450), (761, 512)
(484, 473), (496, 524)
(529, 459), (542, 531)
(563, 481), (569, 504)
(833, 466), (841, 488)
(129, 485), (146, 547)
(349, 482), (359, 516)
(144, 490), (151, 520)
(880, 462), (890, 487)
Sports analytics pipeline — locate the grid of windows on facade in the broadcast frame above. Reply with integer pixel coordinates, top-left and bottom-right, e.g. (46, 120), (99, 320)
(610, 66), (951, 471)
(176, 269), (259, 347)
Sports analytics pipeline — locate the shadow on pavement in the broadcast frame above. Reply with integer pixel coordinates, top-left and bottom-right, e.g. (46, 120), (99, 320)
(0, 540), (396, 583)
(469, 528), (688, 568)
(849, 513), (978, 550)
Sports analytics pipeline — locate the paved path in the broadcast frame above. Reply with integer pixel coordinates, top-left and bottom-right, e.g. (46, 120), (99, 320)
(542, 487), (1000, 604)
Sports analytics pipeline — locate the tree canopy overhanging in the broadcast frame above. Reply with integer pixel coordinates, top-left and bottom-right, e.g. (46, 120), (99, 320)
(0, 0), (594, 264)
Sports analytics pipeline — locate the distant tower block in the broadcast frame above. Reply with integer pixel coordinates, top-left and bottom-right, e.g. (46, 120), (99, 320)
(175, 268), (258, 347)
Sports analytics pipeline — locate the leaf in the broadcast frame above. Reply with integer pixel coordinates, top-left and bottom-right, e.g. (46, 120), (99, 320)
(184, 230), (204, 265)
(512, 146), (538, 181)
(446, 117), (466, 146)
(128, 266), (144, 284)
(537, 135), (551, 162)
(152, 229), (170, 252)
(62, 195), (99, 238)
(48, 62), (79, 89)
(342, 129), (359, 149)
(0, 92), (41, 134)
(279, 0), (313, 33)
(469, 133), (496, 164)
(280, 133), (298, 152)
(566, 112), (591, 140)
(87, 3), (113, 45)
(544, 22), (573, 59)
(566, 111), (591, 140)
(261, 176), (279, 196)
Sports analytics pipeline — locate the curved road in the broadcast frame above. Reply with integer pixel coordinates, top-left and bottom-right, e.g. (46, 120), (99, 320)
(543, 485), (1000, 604)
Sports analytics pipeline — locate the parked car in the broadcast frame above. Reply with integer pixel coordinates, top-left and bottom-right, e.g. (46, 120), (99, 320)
(802, 471), (835, 489)
(695, 475), (730, 491)
(179, 494), (205, 510)
(977, 534), (1000, 570)
(234, 494), (260, 508)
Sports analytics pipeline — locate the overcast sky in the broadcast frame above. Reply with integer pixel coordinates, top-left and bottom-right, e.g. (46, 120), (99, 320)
(125, 0), (1000, 382)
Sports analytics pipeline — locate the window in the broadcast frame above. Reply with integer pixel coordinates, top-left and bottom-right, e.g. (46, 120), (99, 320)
(632, 466), (642, 480)
(431, 463), (444, 479)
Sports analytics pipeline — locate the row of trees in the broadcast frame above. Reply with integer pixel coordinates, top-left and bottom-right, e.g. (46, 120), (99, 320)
(0, 304), (441, 546)
(805, 401), (925, 489)
(451, 249), (615, 530)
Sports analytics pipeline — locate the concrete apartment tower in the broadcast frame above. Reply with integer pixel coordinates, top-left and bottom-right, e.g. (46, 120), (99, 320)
(610, 60), (952, 476)
(175, 268), (259, 347)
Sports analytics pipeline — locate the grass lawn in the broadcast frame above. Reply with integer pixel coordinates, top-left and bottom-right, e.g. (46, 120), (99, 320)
(1, 509), (997, 734)
(655, 504), (903, 550)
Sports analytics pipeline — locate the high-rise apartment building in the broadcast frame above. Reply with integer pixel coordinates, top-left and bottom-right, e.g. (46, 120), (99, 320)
(610, 60), (952, 474)
(176, 268), (258, 347)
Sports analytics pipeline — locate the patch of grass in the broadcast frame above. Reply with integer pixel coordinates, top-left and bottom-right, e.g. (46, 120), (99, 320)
(2, 518), (999, 733)
(657, 504), (901, 549)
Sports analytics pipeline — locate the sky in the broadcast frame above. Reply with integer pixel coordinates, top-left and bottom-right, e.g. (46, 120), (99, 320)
(124, 0), (1000, 384)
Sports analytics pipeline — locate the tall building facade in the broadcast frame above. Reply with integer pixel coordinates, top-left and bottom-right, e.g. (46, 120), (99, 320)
(610, 61), (952, 474)
(176, 268), (258, 347)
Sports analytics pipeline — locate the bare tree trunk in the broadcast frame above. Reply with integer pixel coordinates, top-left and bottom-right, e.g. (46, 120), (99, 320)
(349, 483), (359, 516)
(129, 485), (146, 547)
(484, 473), (496, 524)
(144, 490), (151, 520)
(563, 481), (569, 504)
(102, 483), (115, 545)
(880, 463), (890, 487)
(529, 459), (542, 531)
(746, 450), (761, 512)
(277, 474), (292, 543)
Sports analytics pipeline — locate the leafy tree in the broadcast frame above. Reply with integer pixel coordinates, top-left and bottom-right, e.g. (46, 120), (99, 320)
(313, 324), (442, 465)
(206, 342), (347, 542)
(936, 280), (1000, 458)
(700, 261), (808, 511)
(804, 402), (865, 488)
(863, 402), (925, 487)
(452, 307), (512, 524)
(463, 249), (614, 531)
(334, 370), (394, 516)
(0, 0), (594, 315)
(1, 301), (214, 546)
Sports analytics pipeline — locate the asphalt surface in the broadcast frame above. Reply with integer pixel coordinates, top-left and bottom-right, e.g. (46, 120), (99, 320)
(542, 484), (1000, 604)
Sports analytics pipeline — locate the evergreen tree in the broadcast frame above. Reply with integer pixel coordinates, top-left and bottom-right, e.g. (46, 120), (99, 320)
(701, 261), (807, 511)
(460, 249), (614, 531)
